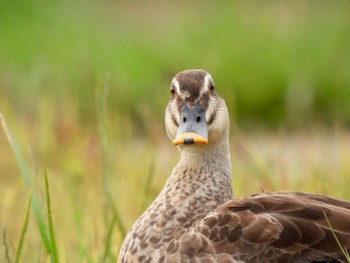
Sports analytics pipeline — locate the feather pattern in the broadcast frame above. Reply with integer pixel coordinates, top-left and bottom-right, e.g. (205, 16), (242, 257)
(118, 70), (350, 263)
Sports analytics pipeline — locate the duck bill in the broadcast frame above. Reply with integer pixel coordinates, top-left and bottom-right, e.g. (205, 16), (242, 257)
(172, 102), (209, 145)
(173, 132), (208, 145)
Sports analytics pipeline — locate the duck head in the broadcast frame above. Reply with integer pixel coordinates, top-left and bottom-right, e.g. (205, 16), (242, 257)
(165, 69), (230, 147)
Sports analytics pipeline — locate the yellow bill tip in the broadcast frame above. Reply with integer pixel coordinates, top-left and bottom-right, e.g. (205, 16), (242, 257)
(173, 132), (208, 146)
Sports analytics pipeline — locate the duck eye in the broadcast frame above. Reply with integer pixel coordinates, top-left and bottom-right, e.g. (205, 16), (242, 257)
(170, 88), (175, 95)
(209, 83), (215, 91)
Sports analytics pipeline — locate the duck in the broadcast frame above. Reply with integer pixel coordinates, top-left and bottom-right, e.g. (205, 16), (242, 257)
(118, 69), (350, 263)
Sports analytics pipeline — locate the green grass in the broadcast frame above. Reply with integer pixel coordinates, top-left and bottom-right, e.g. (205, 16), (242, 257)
(2, 111), (350, 261)
(1, 1), (350, 261)
(96, 74), (125, 262)
(1, 115), (59, 262)
(15, 191), (32, 263)
(324, 212), (350, 262)
(44, 170), (59, 263)
(1, 114), (52, 253)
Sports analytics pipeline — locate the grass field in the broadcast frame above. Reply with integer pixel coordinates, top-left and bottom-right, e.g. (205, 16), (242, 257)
(1, 1), (350, 262)
(2, 119), (350, 262)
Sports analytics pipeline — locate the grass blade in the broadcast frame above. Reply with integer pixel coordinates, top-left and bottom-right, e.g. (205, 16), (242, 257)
(234, 129), (275, 191)
(114, 206), (127, 240)
(15, 190), (32, 263)
(102, 214), (117, 262)
(2, 229), (11, 263)
(96, 74), (112, 209)
(0, 114), (51, 252)
(44, 170), (59, 263)
(95, 75), (126, 247)
(107, 198), (127, 241)
(142, 151), (155, 211)
(324, 212), (350, 262)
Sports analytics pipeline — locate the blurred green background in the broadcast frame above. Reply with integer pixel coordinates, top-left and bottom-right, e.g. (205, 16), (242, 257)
(2, 0), (350, 128)
(1, 1), (350, 262)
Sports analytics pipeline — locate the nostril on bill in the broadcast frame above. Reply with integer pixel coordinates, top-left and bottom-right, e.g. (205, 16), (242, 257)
(196, 116), (201, 123)
(184, 138), (194, 144)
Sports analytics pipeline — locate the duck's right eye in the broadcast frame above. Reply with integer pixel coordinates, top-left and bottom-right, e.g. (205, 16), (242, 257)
(170, 88), (175, 95)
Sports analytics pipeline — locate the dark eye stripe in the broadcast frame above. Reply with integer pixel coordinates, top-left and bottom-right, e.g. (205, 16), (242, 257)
(171, 113), (179, 127)
(208, 112), (216, 125)
(200, 92), (210, 111)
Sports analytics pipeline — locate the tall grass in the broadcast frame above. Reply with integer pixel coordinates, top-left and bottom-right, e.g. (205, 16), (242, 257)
(1, 114), (59, 262)
(96, 74), (125, 261)
(1, 114), (50, 251)
(44, 170), (59, 263)
(2, 230), (11, 263)
(2, 112), (350, 261)
(15, 191), (32, 263)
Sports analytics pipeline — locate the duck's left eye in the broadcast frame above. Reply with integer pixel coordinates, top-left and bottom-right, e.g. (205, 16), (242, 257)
(209, 83), (215, 91)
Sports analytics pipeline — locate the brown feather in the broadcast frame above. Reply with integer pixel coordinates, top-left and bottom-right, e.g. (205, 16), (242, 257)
(118, 70), (350, 263)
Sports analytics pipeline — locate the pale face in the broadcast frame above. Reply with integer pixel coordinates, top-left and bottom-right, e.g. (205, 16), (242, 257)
(165, 70), (229, 146)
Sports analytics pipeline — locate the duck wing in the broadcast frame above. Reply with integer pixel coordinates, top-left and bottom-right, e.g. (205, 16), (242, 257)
(166, 192), (350, 263)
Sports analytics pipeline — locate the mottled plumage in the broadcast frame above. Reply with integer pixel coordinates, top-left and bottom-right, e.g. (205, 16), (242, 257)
(118, 70), (350, 263)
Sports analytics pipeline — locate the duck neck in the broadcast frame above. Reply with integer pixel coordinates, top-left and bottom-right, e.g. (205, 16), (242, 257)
(145, 137), (233, 228)
(118, 138), (233, 262)
(158, 138), (231, 210)
(178, 137), (231, 172)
